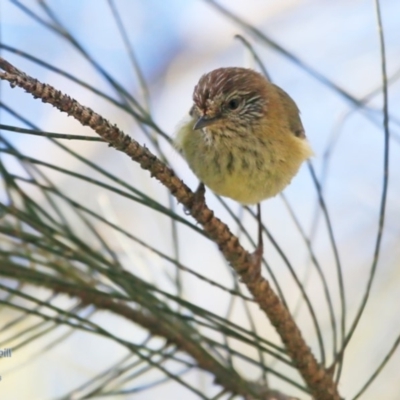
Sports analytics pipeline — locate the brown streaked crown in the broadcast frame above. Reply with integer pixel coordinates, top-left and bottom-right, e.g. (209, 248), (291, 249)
(191, 68), (270, 128)
(193, 67), (268, 111)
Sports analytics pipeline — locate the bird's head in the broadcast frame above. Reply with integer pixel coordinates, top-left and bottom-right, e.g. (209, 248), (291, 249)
(190, 67), (269, 134)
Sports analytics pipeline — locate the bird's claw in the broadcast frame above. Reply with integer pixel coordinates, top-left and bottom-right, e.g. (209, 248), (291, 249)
(250, 242), (263, 272)
(194, 182), (206, 204)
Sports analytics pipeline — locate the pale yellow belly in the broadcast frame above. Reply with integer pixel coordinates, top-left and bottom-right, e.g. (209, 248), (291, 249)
(175, 119), (312, 205)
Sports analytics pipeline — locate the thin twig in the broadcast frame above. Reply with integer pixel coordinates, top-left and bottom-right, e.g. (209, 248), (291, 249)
(345, 0), (391, 392)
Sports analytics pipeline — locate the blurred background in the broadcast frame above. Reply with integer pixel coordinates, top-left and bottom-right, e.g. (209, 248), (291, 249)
(1, 0), (400, 399)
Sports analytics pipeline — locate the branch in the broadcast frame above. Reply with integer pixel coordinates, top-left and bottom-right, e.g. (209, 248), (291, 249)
(0, 57), (340, 399)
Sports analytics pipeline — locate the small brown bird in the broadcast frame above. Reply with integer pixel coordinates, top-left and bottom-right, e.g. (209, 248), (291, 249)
(175, 67), (313, 263)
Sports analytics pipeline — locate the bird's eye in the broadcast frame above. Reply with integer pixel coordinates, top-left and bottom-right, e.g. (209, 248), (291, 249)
(227, 98), (240, 110)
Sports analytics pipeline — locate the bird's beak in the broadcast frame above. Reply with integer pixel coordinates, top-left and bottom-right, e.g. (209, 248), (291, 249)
(193, 115), (219, 130)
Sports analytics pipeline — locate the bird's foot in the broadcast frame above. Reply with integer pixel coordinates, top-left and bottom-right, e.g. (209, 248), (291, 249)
(193, 182), (206, 205)
(185, 182), (206, 216)
(183, 183), (206, 215)
(250, 203), (264, 271)
(250, 242), (263, 271)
